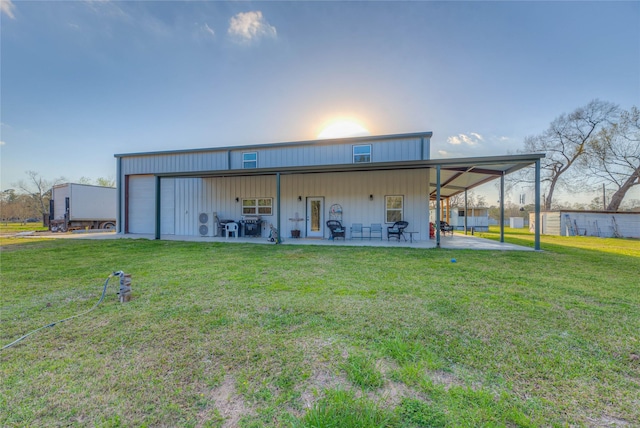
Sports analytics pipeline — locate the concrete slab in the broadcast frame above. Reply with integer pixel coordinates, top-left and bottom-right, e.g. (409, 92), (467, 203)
(18, 231), (534, 251)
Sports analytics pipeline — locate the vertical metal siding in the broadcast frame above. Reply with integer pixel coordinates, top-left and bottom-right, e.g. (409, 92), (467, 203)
(128, 175), (155, 234)
(161, 178), (175, 234)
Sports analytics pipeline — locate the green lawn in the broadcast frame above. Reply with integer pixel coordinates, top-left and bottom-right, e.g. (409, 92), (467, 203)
(0, 222), (48, 234)
(1, 233), (639, 427)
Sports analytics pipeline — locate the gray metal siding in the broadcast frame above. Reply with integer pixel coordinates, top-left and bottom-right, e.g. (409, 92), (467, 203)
(121, 152), (227, 176)
(160, 178), (175, 235)
(231, 137), (425, 169)
(156, 170), (430, 239)
(121, 136), (429, 175)
(128, 175), (155, 234)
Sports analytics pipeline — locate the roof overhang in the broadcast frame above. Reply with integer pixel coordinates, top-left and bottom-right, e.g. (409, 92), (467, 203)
(153, 153), (544, 200)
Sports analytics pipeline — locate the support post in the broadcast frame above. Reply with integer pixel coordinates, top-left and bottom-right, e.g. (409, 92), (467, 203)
(276, 172), (281, 244)
(116, 157), (122, 234)
(155, 175), (161, 240)
(535, 160), (541, 251)
(464, 189), (468, 235)
(436, 165), (441, 248)
(500, 172), (505, 243)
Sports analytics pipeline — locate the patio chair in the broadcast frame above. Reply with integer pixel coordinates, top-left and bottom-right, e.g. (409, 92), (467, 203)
(440, 221), (454, 236)
(387, 221), (409, 241)
(370, 223), (383, 240)
(351, 223), (364, 239)
(326, 220), (345, 240)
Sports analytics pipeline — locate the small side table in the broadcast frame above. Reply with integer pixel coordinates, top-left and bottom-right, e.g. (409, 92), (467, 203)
(405, 231), (419, 243)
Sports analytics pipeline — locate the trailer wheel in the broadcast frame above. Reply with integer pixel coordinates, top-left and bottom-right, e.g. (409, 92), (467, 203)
(101, 222), (116, 230)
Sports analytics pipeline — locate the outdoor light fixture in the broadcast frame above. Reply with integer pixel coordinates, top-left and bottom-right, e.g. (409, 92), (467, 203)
(298, 196), (302, 201)
(235, 197), (239, 202)
(369, 194), (374, 201)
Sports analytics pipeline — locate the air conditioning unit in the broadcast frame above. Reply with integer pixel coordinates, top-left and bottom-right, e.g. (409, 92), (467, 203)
(198, 212), (213, 237)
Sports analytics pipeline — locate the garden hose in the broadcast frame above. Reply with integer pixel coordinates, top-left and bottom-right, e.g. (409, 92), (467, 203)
(1, 271), (122, 351)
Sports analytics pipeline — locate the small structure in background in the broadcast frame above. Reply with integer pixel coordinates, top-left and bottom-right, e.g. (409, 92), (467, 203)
(430, 207), (489, 232)
(530, 210), (640, 238)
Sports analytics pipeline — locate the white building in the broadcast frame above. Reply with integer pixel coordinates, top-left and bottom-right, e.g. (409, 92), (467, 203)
(115, 132), (545, 248)
(530, 210), (640, 238)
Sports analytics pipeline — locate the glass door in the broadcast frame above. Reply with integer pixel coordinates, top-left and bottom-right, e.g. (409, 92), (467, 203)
(306, 197), (324, 238)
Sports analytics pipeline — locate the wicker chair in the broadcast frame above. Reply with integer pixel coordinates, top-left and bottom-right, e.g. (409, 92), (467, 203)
(440, 221), (454, 236)
(326, 220), (345, 240)
(387, 221), (409, 241)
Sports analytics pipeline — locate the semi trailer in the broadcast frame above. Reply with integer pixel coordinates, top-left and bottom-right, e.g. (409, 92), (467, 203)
(49, 183), (116, 232)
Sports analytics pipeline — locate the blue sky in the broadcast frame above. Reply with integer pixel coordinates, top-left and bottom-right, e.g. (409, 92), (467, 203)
(1, 1), (638, 203)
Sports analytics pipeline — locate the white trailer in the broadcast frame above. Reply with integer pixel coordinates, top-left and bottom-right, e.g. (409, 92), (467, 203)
(49, 183), (117, 232)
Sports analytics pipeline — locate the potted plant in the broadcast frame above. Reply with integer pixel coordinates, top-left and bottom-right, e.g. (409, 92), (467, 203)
(289, 213), (303, 238)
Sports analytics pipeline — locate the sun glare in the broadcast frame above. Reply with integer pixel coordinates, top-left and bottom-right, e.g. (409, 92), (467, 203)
(317, 120), (370, 139)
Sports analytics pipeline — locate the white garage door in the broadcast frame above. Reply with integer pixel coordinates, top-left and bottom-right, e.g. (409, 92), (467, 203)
(128, 175), (155, 234)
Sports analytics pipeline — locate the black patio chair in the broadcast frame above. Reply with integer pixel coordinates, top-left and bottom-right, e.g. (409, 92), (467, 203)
(440, 221), (454, 236)
(327, 220), (345, 240)
(387, 221), (409, 241)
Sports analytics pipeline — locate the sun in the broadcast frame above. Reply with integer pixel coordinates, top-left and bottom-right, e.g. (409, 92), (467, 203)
(317, 119), (371, 139)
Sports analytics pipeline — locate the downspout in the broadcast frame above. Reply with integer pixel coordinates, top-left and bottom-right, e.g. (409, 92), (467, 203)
(116, 156), (122, 234)
(227, 150), (231, 170)
(155, 176), (161, 240)
(276, 172), (281, 243)
(500, 172), (505, 243)
(535, 160), (541, 251)
(436, 164), (441, 248)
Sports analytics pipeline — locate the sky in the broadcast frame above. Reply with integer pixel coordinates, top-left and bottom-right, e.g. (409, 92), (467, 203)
(1, 1), (639, 204)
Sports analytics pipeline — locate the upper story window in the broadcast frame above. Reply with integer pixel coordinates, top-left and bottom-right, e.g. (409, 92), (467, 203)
(353, 145), (371, 163)
(243, 152), (257, 169)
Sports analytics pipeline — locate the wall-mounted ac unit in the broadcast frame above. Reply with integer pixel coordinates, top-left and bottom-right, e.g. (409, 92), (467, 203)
(198, 212), (213, 237)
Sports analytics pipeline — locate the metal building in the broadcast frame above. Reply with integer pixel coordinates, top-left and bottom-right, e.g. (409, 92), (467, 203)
(115, 132), (545, 249)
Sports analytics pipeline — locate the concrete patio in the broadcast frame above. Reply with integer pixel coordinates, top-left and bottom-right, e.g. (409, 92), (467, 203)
(21, 230), (535, 251)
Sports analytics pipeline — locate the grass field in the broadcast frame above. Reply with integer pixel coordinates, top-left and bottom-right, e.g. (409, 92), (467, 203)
(0, 222), (48, 234)
(1, 231), (639, 427)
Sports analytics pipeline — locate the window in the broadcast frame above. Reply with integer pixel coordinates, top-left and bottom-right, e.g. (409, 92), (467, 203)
(242, 198), (272, 215)
(243, 152), (257, 169)
(385, 195), (403, 223)
(353, 145), (371, 163)
(458, 210), (465, 217)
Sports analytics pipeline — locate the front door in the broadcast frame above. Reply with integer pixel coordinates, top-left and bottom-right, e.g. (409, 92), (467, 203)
(306, 197), (324, 238)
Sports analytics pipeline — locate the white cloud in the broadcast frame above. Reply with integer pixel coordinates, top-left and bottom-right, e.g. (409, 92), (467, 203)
(228, 11), (277, 43)
(0, 141), (6, 146)
(447, 133), (484, 147)
(203, 23), (215, 38)
(1, 0), (16, 19)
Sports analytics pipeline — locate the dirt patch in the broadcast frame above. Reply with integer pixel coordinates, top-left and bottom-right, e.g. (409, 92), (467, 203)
(429, 369), (465, 390)
(198, 375), (253, 428)
(586, 415), (630, 427)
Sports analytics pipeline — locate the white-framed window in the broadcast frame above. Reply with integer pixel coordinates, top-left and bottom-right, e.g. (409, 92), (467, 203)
(353, 145), (371, 163)
(243, 152), (257, 169)
(385, 195), (403, 223)
(242, 198), (273, 215)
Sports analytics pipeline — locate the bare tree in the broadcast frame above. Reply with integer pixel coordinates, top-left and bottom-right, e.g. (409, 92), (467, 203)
(447, 191), (487, 208)
(583, 106), (640, 211)
(13, 171), (66, 215)
(521, 100), (619, 210)
(95, 177), (116, 188)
